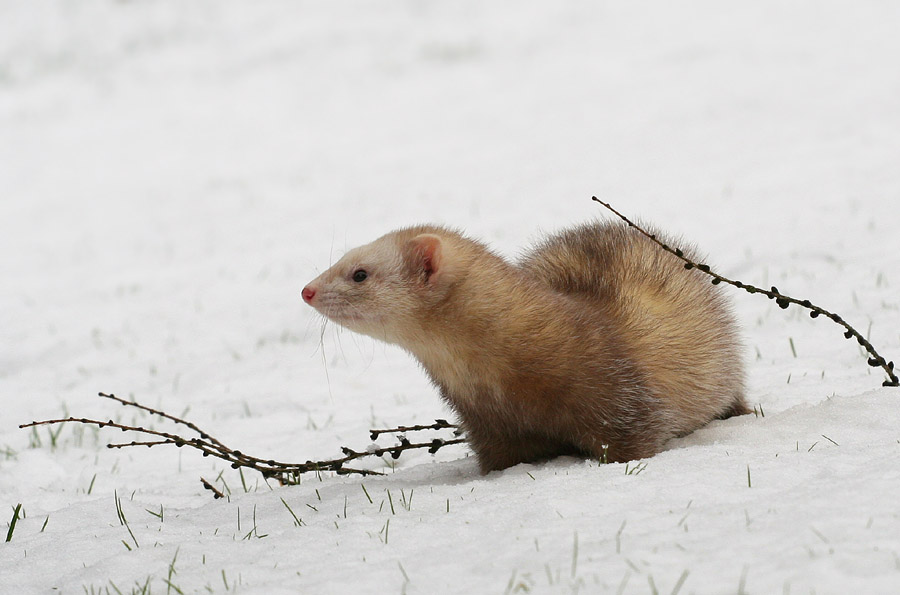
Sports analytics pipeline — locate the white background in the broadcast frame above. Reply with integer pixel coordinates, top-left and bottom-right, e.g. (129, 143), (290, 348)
(2, 1), (899, 593)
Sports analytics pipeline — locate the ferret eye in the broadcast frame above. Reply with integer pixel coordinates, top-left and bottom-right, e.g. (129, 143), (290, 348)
(352, 269), (368, 283)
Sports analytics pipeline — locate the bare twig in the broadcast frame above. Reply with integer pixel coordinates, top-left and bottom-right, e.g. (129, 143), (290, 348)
(99, 392), (233, 453)
(369, 419), (458, 441)
(592, 196), (899, 387)
(200, 477), (225, 499)
(19, 393), (466, 488)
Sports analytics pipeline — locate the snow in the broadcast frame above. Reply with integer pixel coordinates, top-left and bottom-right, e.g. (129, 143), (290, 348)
(2, 1), (899, 593)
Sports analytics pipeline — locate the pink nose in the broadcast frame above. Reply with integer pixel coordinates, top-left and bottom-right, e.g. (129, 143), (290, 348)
(302, 285), (316, 304)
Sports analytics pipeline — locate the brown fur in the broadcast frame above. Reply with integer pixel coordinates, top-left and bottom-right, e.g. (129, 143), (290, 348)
(303, 221), (748, 473)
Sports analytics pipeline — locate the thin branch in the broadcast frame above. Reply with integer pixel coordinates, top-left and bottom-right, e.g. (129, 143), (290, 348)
(369, 419), (458, 441)
(592, 196), (899, 387)
(19, 393), (466, 487)
(200, 477), (225, 499)
(99, 392), (232, 453)
(108, 440), (176, 448)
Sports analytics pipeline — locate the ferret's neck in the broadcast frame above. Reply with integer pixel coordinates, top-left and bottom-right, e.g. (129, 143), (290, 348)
(399, 264), (572, 395)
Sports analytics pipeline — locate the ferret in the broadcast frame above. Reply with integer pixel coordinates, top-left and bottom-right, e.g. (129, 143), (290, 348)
(302, 221), (748, 473)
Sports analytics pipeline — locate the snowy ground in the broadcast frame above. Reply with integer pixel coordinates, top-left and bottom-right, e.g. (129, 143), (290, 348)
(2, 1), (900, 593)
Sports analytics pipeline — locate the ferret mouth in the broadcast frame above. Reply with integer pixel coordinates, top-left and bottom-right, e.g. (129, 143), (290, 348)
(315, 307), (389, 336)
(326, 312), (363, 325)
(314, 307), (358, 323)
(310, 303), (365, 326)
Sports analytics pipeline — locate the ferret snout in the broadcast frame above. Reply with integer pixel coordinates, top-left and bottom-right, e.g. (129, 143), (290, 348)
(301, 284), (317, 304)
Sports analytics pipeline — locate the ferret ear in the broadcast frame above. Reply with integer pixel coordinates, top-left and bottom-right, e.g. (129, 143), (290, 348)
(405, 234), (445, 283)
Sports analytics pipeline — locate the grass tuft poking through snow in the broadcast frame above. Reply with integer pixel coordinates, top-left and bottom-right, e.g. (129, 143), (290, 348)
(5, 503), (22, 543)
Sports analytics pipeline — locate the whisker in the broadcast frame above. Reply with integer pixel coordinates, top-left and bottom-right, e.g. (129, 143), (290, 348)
(319, 318), (333, 401)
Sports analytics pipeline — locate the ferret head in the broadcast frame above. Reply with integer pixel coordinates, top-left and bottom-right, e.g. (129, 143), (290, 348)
(302, 226), (463, 345)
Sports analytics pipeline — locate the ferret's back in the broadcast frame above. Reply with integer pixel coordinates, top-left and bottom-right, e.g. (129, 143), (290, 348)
(521, 221), (748, 431)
